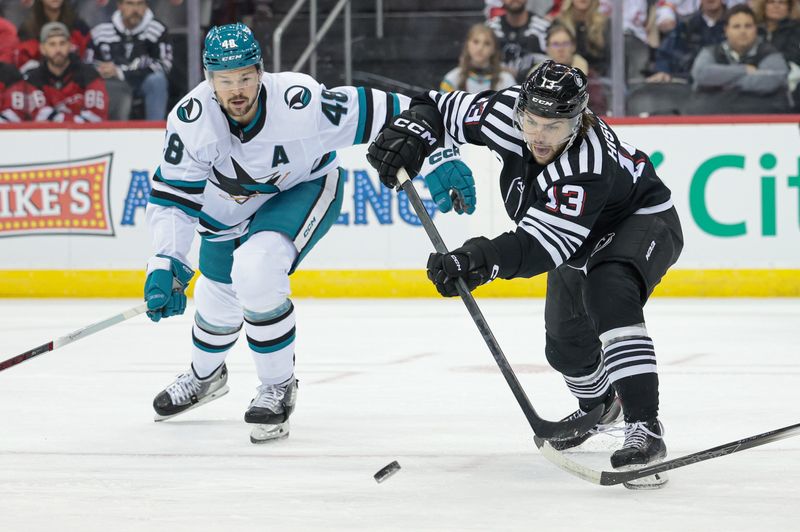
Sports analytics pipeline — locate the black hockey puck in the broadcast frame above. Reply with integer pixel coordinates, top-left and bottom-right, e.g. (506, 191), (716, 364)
(374, 460), (401, 483)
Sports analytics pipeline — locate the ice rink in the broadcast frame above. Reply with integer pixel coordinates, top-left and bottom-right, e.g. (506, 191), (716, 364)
(1, 297), (799, 532)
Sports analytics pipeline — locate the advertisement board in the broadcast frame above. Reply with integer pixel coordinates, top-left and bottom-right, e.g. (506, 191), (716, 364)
(0, 117), (798, 297)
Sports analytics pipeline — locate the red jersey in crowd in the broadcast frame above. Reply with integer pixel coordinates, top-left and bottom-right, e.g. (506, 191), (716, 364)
(27, 57), (108, 122)
(0, 62), (27, 122)
(15, 20), (91, 72)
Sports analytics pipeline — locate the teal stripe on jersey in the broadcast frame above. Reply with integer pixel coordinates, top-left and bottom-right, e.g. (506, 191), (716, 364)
(248, 333), (295, 354)
(199, 211), (235, 231)
(311, 151), (337, 174)
(391, 93), (401, 117)
(148, 195), (202, 218)
(354, 87), (368, 144)
(154, 167), (206, 189)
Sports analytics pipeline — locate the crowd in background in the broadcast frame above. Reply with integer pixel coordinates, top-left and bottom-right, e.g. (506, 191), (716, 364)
(1, 0), (799, 123)
(441, 0), (800, 115)
(0, 0), (274, 123)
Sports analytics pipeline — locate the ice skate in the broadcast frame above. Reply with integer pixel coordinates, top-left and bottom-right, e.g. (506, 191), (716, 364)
(611, 418), (668, 489)
(246, 376), (298, 443)
(549, 392), (623, 451)
(153, 363), (229, 421)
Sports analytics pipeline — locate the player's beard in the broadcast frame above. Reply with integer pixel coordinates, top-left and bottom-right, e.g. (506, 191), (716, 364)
(223, 91), (257, 118)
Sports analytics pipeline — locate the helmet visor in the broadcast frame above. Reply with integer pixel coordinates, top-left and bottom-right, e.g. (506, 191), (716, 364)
(208, 68), (261, 92)
(514, 107), (580, 150)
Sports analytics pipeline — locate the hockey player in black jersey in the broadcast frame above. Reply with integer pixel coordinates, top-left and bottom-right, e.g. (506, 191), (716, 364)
(367, 61), (683, 488)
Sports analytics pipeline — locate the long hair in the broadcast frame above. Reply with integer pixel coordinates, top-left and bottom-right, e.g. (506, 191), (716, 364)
(750, 0), (800, 24)
(20, 0), (77, 40)
(456, 24), (503, 91)
(556, 0), (607, 58)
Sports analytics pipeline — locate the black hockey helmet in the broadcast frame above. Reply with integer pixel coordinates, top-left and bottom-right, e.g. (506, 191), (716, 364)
(515, 60), (589, 119)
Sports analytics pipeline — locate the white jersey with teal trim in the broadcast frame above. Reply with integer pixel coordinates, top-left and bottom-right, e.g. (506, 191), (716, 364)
(146, 71), (408, 267)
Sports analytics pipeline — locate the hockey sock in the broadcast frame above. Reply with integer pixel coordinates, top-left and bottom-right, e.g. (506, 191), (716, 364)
(244, 299), (296, 385)
(600, 324), (659, 422)
(563, 362), (612, 412)
(191, 313), (242, 379)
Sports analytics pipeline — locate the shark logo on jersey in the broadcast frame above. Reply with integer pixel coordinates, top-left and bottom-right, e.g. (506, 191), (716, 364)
(177, 97), (203, 123)
(211, 157), (287, 203)
(284, 85), (312, 110)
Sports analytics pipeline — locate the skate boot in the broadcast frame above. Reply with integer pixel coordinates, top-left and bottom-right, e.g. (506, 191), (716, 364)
(153, 363), (229, 421)
(610, 418), (668, 489)
(549, 392), (623, 451)
(246, 376), (298, 443)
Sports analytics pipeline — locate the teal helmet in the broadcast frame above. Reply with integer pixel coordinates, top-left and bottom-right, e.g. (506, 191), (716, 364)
(203, 23), (262, 72)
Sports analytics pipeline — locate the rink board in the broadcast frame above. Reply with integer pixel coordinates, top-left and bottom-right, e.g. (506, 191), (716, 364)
(0, 117), (798, 297)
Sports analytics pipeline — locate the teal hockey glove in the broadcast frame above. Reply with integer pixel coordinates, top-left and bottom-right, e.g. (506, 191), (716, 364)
(423, 160), (476, 215)
(144, 255), (195, 322)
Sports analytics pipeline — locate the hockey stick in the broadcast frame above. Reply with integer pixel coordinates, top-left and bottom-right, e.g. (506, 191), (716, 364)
(0, 302), (148, 372)
(396, 168), (602, 441)
(533, 421), (800, 486)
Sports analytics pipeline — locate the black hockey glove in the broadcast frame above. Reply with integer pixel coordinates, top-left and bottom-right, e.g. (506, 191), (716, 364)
(367, 109), (439, 189)
(426, 236), (502, 297)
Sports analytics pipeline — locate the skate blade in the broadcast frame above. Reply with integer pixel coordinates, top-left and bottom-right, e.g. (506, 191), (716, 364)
(617, 459), (669, 490)
(249, 420), (290, 443)
(153, 385), (230, 422)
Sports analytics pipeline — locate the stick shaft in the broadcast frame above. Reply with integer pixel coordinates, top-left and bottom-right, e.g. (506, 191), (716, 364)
(0, 302), (148, 372)
(396, 168), (601, 440)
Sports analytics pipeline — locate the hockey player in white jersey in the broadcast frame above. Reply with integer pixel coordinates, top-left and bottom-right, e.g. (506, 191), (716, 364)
(144, 23), (475, 443)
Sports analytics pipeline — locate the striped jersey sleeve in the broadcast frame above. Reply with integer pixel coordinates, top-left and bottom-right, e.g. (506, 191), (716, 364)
(145, 115), (210, 265)
(147, 117), (209, 220)
(514, 126), (612, 273)
(423, 86), (527, 157)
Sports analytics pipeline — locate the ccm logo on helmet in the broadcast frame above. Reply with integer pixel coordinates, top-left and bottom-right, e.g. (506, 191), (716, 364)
(394, 118), (437, 146)
(531, 97), (554, 107)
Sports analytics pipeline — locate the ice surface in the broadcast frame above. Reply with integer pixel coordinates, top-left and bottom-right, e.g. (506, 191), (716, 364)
(1, 298), (799, 531)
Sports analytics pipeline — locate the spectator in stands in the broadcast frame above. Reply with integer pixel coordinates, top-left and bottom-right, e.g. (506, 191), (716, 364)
(441, 24), (516, 93)
(16, 0), (91, 72)
(752, 0), (800, 108)
(689, 4), (790, 113)
(554, 0), (610, 76)
(527, 23), (609, 113)
(648, 0), (728, 82)
(486, 0), (550, 81)
(86, 0), (171, 120)
(654, 0), (749, 34)
(27, 21), (108, 121)
(537, 23), (589, 74)
(0, 60), (27, 121)
(0, 13), (20, 63)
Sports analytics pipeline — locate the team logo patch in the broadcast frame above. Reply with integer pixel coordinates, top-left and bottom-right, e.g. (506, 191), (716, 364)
(284, 85), (312, 109)
(177, 97), (202, 123)
(591, 232), (615, 257)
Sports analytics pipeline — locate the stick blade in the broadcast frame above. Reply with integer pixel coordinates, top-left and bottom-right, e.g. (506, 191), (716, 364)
(534, 403), (604, 441)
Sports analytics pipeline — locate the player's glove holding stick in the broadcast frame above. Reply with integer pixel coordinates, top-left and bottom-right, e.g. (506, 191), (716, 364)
(427, 236), (502, 296)
(144, 254), (195, 322)
(367, 109), (440, 189)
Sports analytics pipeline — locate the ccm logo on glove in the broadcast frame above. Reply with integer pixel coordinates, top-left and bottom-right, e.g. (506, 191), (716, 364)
(393, 118), (437, 146)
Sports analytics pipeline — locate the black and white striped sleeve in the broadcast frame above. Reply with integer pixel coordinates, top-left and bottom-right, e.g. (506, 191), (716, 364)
(421, 89), (494, 146)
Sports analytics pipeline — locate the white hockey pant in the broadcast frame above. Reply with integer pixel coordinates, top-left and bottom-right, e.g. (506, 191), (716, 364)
(191, 231), (298, 385)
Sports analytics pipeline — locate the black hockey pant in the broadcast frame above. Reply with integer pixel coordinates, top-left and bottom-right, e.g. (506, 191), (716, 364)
(543, 208), (683, 422)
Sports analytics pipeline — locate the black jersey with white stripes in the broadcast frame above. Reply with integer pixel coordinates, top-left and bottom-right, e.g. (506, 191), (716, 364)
(410, 87), (674, 279)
